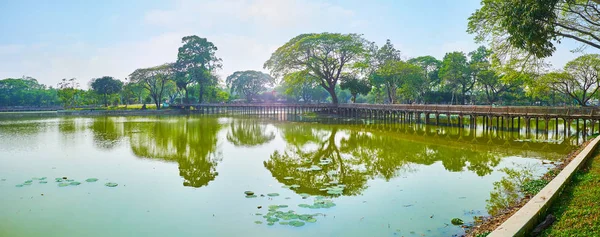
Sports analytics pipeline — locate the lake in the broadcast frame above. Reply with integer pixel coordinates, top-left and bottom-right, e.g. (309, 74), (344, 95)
(0, 115), (574, 237)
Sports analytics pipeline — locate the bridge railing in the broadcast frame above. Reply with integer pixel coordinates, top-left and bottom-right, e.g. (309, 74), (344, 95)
(175, 103), (600, 116)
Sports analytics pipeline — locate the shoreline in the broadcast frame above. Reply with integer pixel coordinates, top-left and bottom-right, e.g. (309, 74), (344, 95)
(466, 137), (598, 236)
(0, 109), (187, 118)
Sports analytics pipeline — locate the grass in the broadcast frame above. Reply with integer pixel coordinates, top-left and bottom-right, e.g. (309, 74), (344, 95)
(540, 150), (600, 236)
(70, 104), (158, 110)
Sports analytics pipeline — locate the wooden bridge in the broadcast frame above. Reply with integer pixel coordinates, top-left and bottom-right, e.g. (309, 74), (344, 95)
(174, 103), (600, 137)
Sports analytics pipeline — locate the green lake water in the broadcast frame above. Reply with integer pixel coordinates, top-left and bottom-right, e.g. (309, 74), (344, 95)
(0, 115), (574, 237)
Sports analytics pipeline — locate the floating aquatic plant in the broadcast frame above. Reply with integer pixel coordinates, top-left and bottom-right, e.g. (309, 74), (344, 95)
(254, 221), (262, 224)
(244, 191), (255, 195)
(58, 183), (69, 187)
(105, 182), (118, 187)
(290, 184), (301, 189)
(70, 181), (81, 186)
(24, 180), (33, 184)
(39, 181), (48, 184)
(245, 195), (257, 198)
(15, 184), (23, 187)
(451, 218), (464, 225)
(289, 220), (305, 227)
(283, 177), (294, 180)
(267, 193), (279, 197)
(86, 178), (98, 183)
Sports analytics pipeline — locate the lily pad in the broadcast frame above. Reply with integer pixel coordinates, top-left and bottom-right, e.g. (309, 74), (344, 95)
(279, 221), (289, 225)
(39, 181), (48, 184)
(278, 205), (288, 208)
(85, 178), (99, 182)
(244, 191), (255, 195)
(70, 181), (81, 186)
(254, 221), (263, 224)
(65, 179), (74, 182)
(15, 184), (23, 187)
(255, 213), (263, 216)
(39, 177), (47, 180)
(299, 193), (310, 198)
(105, 182), (118, 187)
(58, 183), (69, 187)
(281, 185), (291, 189)
(266, 217), (279, 222)
(289, 220), (305, 227)
(290, 184), (301, 189)
(283, 177), (294, 180)
(23, 182), (32, 186)
(267, 222), (275, 226)
(245, 195), (257, 198)
(24, 180), (33, 184)
(267, 193), (279, 197)
(306, 218), (317, 223)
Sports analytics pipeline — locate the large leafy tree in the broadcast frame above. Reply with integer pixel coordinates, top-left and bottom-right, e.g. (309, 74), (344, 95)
(226, 70), (274, 102)
(264, 33), (371, 105)
(340, 75), (371, 103)
(407, 56), (442, 91)
(439, 52), (472, 105)
(468, 0), (600, 59)
(478, 61), (527, 105)
(539, 54), (600, 106)
(175, 35), (222, 103)
(57, 78), (80, 108)
(368, 39), (403, 103)
(374, 61), (425, 103)
(129, 63), (173, 110)
(90, 76), (123, 107)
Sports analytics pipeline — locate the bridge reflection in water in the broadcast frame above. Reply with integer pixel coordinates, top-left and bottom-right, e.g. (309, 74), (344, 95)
(176, 103), (599, 143)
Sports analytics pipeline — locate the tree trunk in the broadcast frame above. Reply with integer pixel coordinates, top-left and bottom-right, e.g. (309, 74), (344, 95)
(198, 84), (204, 103)
(184, 88), (189, 104)
(461, 85), (467, 105)
(154, 97), (161, 110)
(327, 88), (338, 105)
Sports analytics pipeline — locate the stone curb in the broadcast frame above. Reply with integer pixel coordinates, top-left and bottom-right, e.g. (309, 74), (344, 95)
(488, 136), (600, 237)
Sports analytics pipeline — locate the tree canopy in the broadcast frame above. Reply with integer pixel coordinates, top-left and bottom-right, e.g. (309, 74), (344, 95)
(90, 76), (123, 107)
(468, 0), (600, 59)
(175, 35), (223, 103)
(129, 63), (173, 110)
(264, 33), (372, 105)
(226, 70), (274, 102)
(538, 54), (600, 106)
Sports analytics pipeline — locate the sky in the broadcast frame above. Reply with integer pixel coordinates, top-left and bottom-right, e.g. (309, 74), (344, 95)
(0, 0), (597, 88)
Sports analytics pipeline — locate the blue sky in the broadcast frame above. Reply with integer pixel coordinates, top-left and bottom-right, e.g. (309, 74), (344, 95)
(0, 0), (596, 88)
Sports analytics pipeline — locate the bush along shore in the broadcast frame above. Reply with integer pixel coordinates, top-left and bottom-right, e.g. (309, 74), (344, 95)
(466, 138), (596, 237)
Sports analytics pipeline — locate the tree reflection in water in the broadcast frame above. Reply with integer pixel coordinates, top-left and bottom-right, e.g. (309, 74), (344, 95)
(264, 122), (530, 197)
(226, 119), (275, 147)
(126, 117), (223, 188)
